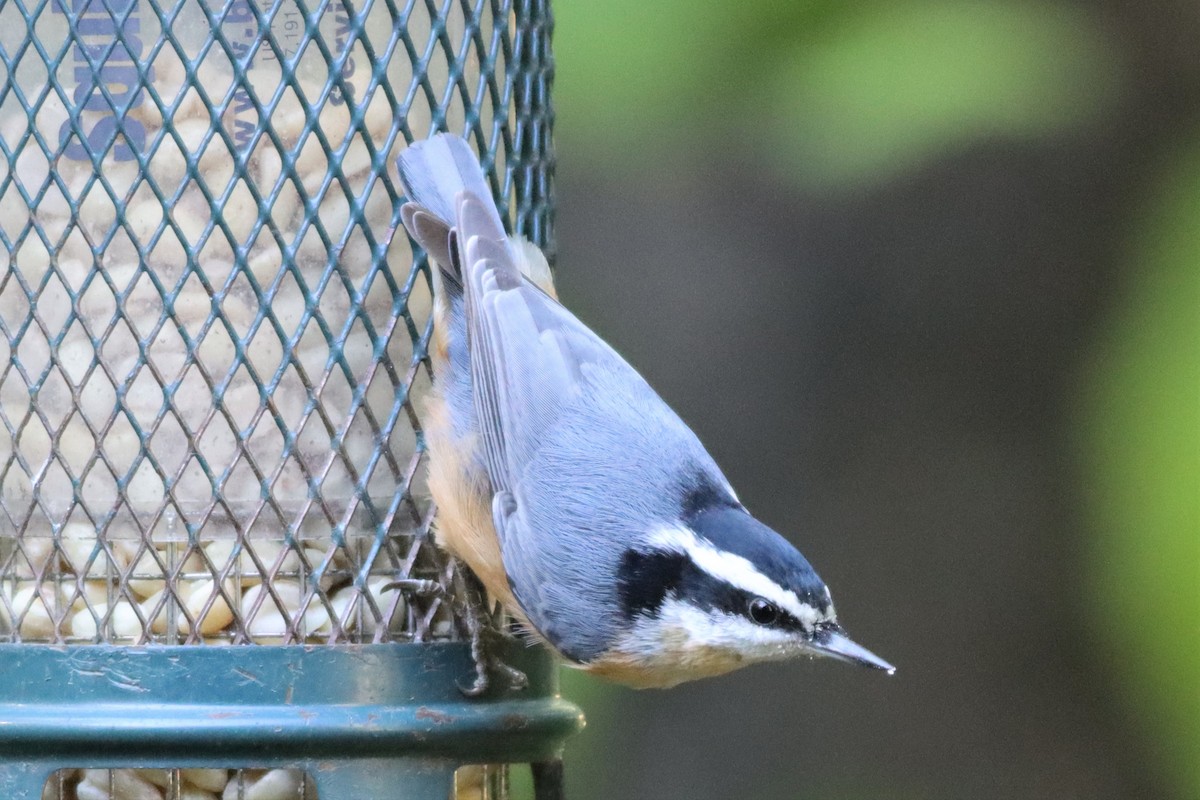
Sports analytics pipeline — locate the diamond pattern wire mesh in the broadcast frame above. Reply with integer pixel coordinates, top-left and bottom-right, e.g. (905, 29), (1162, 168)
(0, 0), (555, 655)
(45, 764), (507, 800)
(48, 767), (320, 800)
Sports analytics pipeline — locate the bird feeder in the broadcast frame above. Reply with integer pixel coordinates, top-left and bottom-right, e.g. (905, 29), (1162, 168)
(0, 0), (579, 797)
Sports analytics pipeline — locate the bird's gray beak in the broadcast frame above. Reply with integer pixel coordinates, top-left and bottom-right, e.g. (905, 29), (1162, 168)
(811, 626), (895, 674)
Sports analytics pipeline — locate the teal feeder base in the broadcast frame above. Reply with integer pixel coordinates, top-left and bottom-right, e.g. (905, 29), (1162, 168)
(0, 642), (583, 799)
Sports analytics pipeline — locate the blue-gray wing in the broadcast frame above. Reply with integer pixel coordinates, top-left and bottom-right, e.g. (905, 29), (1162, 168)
(454, 193), (735, 660)
(455, 192), (623, 495)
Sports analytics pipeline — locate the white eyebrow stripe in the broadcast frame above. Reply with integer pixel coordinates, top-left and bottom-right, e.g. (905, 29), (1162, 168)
(648, 523), (825, 628)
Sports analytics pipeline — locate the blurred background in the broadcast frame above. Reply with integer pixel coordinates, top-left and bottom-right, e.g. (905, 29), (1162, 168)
(540, 1), (1200, 798)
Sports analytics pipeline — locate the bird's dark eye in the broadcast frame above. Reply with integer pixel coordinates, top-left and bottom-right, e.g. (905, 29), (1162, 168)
(748, 598), (779, 625)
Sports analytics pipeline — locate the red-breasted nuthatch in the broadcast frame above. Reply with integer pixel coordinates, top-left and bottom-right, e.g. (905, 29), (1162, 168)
(397, 134), (893, 690)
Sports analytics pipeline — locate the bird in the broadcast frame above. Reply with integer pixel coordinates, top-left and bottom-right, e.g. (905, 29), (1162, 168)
(396, 133), (893, 691)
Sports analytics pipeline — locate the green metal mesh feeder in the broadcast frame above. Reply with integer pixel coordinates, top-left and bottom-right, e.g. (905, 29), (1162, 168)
(0, 0), (579, 797)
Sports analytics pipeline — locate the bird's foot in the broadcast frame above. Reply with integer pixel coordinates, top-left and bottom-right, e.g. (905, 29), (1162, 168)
(455, 564), (528, 697)
(459, 616), (529, 697)
(384, 565), (527, 695)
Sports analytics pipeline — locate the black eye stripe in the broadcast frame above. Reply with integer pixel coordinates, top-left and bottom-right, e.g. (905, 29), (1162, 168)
(618, 547), (808, 631)
(618, 548), (687, 621)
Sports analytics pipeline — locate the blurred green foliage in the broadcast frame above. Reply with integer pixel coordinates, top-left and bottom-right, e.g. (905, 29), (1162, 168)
(1082, 140), (1200, 798)
(549, 1), (1199, 796)
(760, 2), (1119, 185)
(554, 0), (1120, 186)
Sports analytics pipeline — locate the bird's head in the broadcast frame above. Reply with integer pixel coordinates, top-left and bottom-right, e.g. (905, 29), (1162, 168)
(611, 503), (893, 686)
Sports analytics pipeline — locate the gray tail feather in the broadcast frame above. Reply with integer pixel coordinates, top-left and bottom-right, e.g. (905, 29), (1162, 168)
(400, 203), (460, 286)
(397, 134), (503, 230)
(397, 134), (510, 291)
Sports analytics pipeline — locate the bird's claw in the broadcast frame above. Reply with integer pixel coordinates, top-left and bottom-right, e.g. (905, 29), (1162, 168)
(494, 659), (529, 692)
(383, 566), (526, 695)
(455, 563), (527, 697)
(458, 626), (529, 696)
(380, 577), (444, 597)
